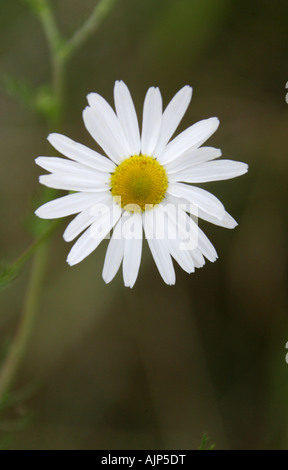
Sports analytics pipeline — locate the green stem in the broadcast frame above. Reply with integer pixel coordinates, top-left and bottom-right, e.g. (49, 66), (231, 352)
(60, 0), (117, 63)
(36, 0), (65, 126)
(9, 220), (61, 277)
(0, 243), (49, 401)
(0, 1), (63, 403)
(0, 0), (117, 404)
(35, 0), (63, 59)
(51, 58), (65, 127)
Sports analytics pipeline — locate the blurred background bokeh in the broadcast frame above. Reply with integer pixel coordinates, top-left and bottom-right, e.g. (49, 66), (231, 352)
(0, 0), (288, 450)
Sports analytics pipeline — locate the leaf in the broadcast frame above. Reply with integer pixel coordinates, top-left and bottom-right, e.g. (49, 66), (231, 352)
(0, 75), (36, 110)
(23, 0), (48, 14)
(0, 75), (59, 121)
(0, 262), (20, 292)
(198, 433), (215, 450)
(34, 84), (59, 123)
(0, 383), (38, 412)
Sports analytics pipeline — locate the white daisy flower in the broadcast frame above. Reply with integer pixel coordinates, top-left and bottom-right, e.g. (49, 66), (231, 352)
(35, 81), (248, 287)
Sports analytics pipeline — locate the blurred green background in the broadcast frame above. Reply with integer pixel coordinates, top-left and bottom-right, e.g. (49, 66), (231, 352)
(0, 0), (288, 450)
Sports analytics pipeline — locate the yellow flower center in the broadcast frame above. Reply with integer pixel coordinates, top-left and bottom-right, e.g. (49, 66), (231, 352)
(110, 155), (168, 212)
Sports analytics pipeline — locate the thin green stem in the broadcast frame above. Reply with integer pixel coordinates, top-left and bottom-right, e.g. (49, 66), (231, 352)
(0, 1), (63, 403)
(36, 0), (65, 126)
(60, 0), (117, 63)
(0, 0), (117, 405)
(9, 220), (61, 277)
(34, 0), (63, 59)
(0, 221), (61, 398)
(0, 243), (49, 401)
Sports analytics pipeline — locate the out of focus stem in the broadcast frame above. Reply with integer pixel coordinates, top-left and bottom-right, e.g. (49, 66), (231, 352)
(0, 2), (64, 402)
(7, 220), (61, 280)
(59, 0), (117, 63)
(0, 0), (116, 401)
(0, 244), (49, 400)
(36, 0), (65, 125)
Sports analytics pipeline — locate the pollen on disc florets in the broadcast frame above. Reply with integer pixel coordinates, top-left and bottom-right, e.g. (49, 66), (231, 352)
(110, 155), (168, 212)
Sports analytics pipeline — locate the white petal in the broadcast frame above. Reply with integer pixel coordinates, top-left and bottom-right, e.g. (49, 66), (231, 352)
(141, 87), (162, 156)
(35, 157), (109, 181)
(191, 248), (205, 268)
(165, 147), (222, 174)
(63, 209), (95, 242)
(114, 81), (141, 155)
(154, 85), (192, 158)
(167, 240), (195, 273)
(166, 211), (195, 273)
(164, 202), (215, 265)
(164, 203), (198, 252)
(167, 182), (225, 220)
(84, 93), (131, 163)
(188, 206), (238, 229)
(39, 173), (109, 192)
(35, 192), (108, 219)
(67, 203), (122, 266)
(160, 117), (219, 165)
(169, 160), (248, 183)
(197, 226), (218, 262)
(165, 193), (237, 229)
(176, 208), (218, 262)
(143, 208), (175, 285)
(122, 213), (143, 288)
(102, 218), (125, 284)
(47, 133), (115, 172)
(146, 237), (176, 285)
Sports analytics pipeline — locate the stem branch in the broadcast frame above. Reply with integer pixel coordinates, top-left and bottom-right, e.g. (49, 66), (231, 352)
(35, 0), (63, 58)
(60, 0), (117, 63)
(0, 0), (117, 404)
(36, 0), (65, 125)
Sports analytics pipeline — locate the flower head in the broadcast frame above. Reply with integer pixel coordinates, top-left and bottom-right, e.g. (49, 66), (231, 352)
(35, 81), (248, 287)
